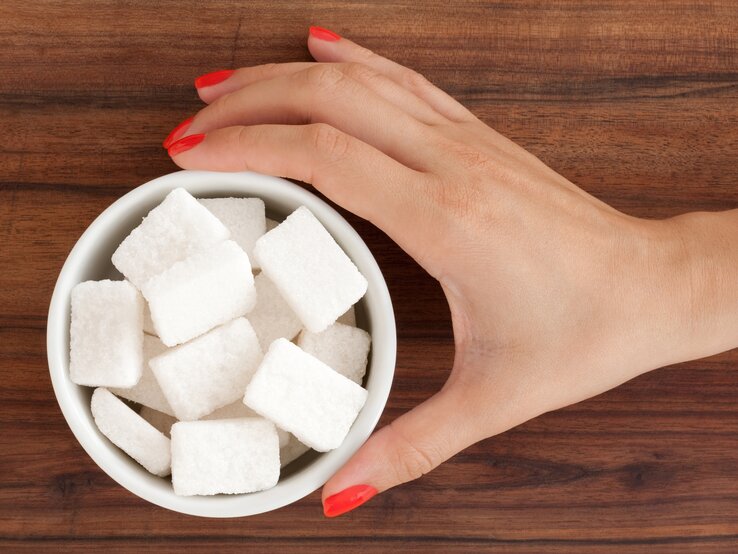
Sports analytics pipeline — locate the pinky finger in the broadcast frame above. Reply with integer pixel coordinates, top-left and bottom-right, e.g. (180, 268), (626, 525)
(308, 27), (475, 124)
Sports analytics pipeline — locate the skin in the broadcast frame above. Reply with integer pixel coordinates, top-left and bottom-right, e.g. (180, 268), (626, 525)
(168, 32), (738, 513)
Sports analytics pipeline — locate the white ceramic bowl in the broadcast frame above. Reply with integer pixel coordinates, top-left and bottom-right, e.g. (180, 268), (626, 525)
(46, 170), (396, 517)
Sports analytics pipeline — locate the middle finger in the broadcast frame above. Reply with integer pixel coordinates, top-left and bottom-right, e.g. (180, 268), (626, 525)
(196, 62), (449, 127)
(184, 65), (440, 171)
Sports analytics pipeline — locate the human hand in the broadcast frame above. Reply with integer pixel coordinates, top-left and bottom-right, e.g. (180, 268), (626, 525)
(164, 26), (738, 517)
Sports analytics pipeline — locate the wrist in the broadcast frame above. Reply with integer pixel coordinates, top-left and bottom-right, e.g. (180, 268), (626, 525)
(650, 210), (738, 364)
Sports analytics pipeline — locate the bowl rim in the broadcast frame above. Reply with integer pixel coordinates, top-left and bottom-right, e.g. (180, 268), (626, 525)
(46, 170), (396, 517)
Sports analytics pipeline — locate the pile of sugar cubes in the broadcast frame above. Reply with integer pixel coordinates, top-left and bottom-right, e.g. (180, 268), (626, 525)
(69, 188), (372, 496)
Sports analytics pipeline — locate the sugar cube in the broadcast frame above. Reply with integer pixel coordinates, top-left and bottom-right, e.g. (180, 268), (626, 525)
(253, 206), (368, 333)
(248, 272), (302, 351)
(150, 318), (262, 421)
(244, 338), (368, 451)
(298, 323), (371, 385)
(171, 418), (280, 496)
(109, 335), (175, 416)
(265, 217), (279, 231)
(91, 388), (171, 476)
(141, 240), (256, 346)
(112, 188), (229, 288)
(280, 434), (311, 467)
(70, 280), (143, 388)
(142, 302), (157, 336)
(199, 197), (266, 269)
(139, 406), (178, 438)
(337, 305), (356, 327)
(203, 400), (290, 448)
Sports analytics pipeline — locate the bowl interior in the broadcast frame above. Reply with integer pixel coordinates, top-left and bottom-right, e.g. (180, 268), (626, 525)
(47, 170), (395, 517)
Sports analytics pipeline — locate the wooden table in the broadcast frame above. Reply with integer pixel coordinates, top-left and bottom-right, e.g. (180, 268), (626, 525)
(2, 1), (738, 552)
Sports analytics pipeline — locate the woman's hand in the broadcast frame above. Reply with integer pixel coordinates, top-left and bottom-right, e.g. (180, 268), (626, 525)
(165, 26), (738, 517)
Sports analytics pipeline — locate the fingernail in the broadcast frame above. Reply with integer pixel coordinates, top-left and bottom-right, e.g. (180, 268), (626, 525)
(194, 69), (235, 89)
(309, 26), (341, 42)
(162, 116), (194, 149)
(167, 133), (205, 157)
(323, 484), (377, 518)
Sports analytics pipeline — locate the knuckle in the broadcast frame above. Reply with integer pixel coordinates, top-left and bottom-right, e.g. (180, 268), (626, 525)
(234, 127), (255, 169)
(210, 89), (236, 120)
(457, 146), (494, 172)
(399, 445), (436, 482)
(255, 62), (279, 79)
(437, 135), (494, 172)
(341, 62), (381, 84)
(387, 422), (438, 483)
(235, 125), (252, 149)
(308, 123), (352, 159)
(428, 171), (484, 224)
(402, 69), (432, 93)
(219, 127), (256, 172)
(302, 63), (346, 90)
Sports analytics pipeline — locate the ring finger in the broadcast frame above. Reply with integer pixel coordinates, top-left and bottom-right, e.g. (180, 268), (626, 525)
(181, 64), (440, 171)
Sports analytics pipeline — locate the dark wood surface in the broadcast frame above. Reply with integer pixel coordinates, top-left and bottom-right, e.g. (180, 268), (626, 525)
(2, 1), (738, 552)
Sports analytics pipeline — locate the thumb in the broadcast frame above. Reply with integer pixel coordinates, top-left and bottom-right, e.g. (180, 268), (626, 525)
(321, 384), (481, 518)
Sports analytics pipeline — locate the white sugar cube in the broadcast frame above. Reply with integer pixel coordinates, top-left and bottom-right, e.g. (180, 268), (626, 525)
(199, 197), (266, 268)
(280, 434), (311, 467)
(171, 418), (280, 496)
(337, 305), (356, 326)
(150, 318), (262, 421)
(248, 272), (302, 351)
(91, 388), (171, 476)
(70, 280), (143, 388)
(139, 406), (178, 438)
(265, 217), (279, 231)
(142, 302), (157, 336)
(141, 240), (256, 346)
(298, 323), (371, 384)
(244, 339), (368, 451)
(109, 335), (174, 416)
(254, 207), (368, 333)
(112, 188), (229, 288)
(203, 400), (290, 447)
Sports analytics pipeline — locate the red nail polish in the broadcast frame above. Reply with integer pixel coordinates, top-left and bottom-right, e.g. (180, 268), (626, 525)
(167, 133), (205, 157)
(309, 26), (341, 42)
(323, 484), (377, 518)
(162, 116), (194, 149)
(194, 69), (235, 89)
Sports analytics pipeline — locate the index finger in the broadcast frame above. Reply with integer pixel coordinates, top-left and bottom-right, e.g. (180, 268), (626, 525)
(167, 124), (436, 260)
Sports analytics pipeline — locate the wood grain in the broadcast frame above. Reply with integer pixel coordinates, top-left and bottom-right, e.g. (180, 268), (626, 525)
(1, 1), (738, 552)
